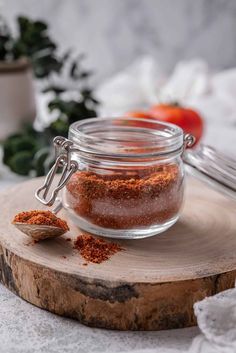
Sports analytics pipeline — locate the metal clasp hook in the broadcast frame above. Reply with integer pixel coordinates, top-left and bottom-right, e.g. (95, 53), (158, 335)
(184, 133), (195, 149)
(35, 136), (78, 206)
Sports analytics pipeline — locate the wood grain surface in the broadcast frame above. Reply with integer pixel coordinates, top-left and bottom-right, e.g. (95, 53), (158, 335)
(0, 176), (235, 330)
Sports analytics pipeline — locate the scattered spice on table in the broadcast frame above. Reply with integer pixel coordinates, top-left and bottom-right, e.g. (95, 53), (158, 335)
(74, 234), (123, 264)
(66, 164), (182, 229)
(13, 210), (69, 231)
(66, 237), (72, 241)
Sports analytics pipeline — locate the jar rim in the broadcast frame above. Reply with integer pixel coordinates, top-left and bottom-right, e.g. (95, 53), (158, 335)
(69, 116), (184, 158)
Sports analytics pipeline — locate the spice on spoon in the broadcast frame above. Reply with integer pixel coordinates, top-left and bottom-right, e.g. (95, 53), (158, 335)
(13, 210), (69, 231)
(74, 234), (123, 264)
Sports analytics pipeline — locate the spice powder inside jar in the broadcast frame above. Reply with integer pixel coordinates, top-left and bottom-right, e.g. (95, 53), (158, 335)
(66, 163), (183, 230)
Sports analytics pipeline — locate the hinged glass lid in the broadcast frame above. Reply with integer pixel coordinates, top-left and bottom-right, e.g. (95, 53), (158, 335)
(183, 145), (236, 201)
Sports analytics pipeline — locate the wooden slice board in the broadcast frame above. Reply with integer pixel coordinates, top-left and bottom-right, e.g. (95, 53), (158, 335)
(0, 176), (236, 330)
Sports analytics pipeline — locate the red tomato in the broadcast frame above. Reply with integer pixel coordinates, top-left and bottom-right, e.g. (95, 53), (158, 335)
(122, 111), (156, 129)
(124, 111), (153, 119)
(149, 104), (204, 145)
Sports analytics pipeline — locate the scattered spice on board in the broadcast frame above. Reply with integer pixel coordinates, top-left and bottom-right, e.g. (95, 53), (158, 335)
(66, 164), (182, 229)
(66, 237), (72, 241)
(13, 210), (69, 231)
(74, 234), (123, 264)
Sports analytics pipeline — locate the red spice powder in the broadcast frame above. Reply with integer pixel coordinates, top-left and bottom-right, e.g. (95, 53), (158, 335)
(66, 164), (183, 229)
(13, 210), (69, 231)
(74, 234), (123, 264)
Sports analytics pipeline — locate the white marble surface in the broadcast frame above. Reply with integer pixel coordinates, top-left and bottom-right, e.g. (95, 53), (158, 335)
(3, 0), (236, 82)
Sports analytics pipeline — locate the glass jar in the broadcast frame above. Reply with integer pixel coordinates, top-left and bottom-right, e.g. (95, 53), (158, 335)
(36, 117), (194, 239)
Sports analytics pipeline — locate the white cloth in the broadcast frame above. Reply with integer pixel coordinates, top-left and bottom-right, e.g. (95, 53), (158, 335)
(189, 288), (236, 353)
(96, 56), (236, 128)
(96, 56), (165, 114)
(158, 59), (210, 102)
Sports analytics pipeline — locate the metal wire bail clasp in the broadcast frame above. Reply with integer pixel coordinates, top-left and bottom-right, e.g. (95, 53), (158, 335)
(183, 133), (195, 149)
(35, 136), (78, 206)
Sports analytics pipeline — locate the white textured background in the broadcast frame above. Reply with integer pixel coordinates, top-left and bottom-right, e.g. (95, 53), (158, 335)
(2, 0), (236, 82)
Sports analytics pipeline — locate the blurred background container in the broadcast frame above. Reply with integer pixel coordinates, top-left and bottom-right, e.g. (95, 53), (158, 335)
(0, 58), (35, 139)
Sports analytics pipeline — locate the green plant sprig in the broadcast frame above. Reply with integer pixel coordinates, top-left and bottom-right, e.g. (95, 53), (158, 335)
(0, 15), (63, 78)
(0, 15), (99, 176)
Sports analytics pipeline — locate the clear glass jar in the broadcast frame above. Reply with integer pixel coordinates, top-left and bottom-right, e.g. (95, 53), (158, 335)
(36, 117), (194, 239)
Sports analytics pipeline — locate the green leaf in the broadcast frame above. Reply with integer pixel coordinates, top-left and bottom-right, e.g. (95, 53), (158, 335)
(48, 118), (69, 137)
(61, 50), (71, 63)
(32, 55), (62, 78)
(2, 135), (37, 164)
(8, 150), (33, 175)
(11, 135), (38, 153)
(43, 85), (65, 95)
(32, 146), (50, 176)
(22, 123), (40, 138)
(70, 60), (78, 78)
(13, 16), (60, 77)
(17, 16), (31, 36)
(2, 139), (15, 165)
(0, 17), (13, 60)
(34, 21), (47, 32)
(79, 70), (93, 79)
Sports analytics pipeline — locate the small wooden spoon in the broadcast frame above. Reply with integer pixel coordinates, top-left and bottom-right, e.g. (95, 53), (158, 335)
(13, 203), (66, 241)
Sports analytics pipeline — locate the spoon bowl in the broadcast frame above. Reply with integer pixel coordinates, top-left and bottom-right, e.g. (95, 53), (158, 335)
(14, 222), (66, 241)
